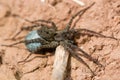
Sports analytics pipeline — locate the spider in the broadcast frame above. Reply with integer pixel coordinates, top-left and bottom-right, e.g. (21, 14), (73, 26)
(2, 2), (117, 76)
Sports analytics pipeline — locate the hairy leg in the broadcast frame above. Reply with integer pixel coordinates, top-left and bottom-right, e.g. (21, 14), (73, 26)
(68, 43), (103, 67)
(18, 53), (52, 64)
(60, 41), (96, 76)
(11, 14), (57, 39)
(34, 41), (59, 52)
(77, 29), (117, 40)
(28, 19), (57, 30)
(1, 37), (49, 47)
(65, 2), (95, 31)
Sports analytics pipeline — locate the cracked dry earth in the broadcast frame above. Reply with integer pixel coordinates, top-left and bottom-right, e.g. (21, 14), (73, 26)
(0, 0), (120, 80)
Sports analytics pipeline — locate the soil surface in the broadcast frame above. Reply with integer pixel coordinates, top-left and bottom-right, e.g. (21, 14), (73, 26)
(0, 0), (120, 80)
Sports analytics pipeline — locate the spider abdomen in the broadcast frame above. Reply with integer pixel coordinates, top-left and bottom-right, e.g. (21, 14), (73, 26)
(25, 30), (42, 52)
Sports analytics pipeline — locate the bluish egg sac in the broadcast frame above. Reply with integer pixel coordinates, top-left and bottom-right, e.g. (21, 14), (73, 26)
(25, 30), (42, 52)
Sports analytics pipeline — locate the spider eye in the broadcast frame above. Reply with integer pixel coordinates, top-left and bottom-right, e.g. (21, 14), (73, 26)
(46, 31), (50, 34)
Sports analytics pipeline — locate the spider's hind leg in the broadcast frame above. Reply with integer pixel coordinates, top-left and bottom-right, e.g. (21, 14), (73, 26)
(12, 24), (41, 39)
(1, 37), (48, 48)
(29, 19), (57, 30)
(1, 40), (25, 47)
(11, 14), (57, 39)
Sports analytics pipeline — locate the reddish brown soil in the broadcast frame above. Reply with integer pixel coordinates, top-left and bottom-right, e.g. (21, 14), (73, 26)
(0, 0), (120, 80)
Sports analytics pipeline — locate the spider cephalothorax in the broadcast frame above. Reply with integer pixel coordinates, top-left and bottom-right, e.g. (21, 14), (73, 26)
(2, 2), (117, 75)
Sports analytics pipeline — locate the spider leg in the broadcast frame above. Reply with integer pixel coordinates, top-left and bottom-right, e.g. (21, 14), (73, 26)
(1, 40), (25, 47)
(29, 19), (57, 30)
(77, 29), (117, 40)
(70, 49), (95, 76)
(1, 37), (49, 47)
(13, 21), (57, 40)
(25, 38), (49, 44)
(60, 41), (95, 76)
(22, 54), (52, 63)
(65, 2), (95, 31)
(11, 14), (42, 34)
(34, 41), (59, 52)
(18, 53), (52, 64)
(68, 43), (103, 67)
(18, 53), (32, 63)
(12, 14), (57, 39)
(12, 14), (57, 29)
(12, 24), (42, 39)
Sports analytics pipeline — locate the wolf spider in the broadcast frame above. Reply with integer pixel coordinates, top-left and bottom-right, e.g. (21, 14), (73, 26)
(2, 2), (117, 76)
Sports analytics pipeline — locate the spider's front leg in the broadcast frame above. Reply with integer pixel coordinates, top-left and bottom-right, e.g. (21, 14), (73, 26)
(65, 2), (95, 31)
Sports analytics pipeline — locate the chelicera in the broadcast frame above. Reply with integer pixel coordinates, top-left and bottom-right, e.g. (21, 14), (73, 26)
(2, 2), (117, 75)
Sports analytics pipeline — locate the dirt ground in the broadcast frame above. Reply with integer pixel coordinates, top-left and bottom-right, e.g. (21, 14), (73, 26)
(0, 0), (120, 80)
